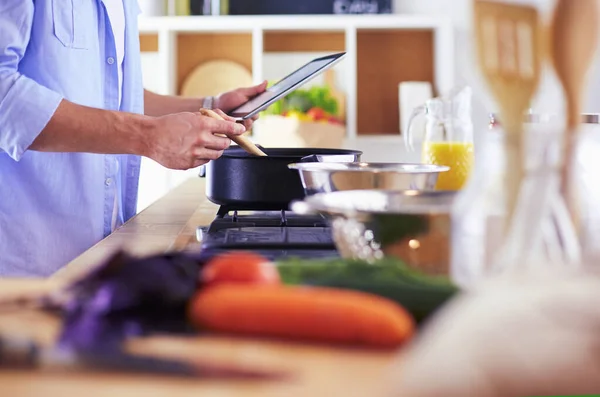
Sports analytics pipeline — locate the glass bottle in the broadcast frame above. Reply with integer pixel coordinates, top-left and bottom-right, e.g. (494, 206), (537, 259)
(450, 115), (506, 288)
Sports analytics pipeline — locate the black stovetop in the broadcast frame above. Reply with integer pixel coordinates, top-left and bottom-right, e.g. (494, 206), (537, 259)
(195, 208), (339, 262)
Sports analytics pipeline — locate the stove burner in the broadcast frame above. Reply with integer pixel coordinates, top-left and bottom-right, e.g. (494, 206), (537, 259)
(196, 207), (339, 262)
(201, 226), (333, 249)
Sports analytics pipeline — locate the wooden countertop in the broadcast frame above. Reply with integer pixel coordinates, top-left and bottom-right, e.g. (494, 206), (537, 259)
(0, 178), (399, 397)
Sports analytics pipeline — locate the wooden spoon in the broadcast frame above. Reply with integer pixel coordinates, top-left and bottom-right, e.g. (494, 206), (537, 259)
(549, 0), (599, 230)
(199, 108), (267, 157)
(473, 0), (542, 229)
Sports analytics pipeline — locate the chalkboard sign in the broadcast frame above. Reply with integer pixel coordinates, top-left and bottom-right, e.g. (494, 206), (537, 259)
(228, 0), (393, 15)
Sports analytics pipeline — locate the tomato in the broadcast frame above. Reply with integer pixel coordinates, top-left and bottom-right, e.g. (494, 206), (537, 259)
(306, 107), (328, 121)
(201, 251), (280, 286)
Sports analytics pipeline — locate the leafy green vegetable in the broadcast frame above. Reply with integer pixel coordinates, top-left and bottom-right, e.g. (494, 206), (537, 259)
(306, 86), (338, 115)
(369, 214), (431, 247)
(287, 93), (313, 113)
(276, 256), (454, 287)
(275, 257), (459, 324)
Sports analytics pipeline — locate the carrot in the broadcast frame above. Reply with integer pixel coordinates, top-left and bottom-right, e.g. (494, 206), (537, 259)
(188, 284), (415, 348)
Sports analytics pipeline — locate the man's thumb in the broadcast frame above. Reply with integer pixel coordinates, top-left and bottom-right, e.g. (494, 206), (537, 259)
(243, 80), (268, 96)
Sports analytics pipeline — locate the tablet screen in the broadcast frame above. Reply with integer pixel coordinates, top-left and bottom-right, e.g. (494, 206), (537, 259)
(228, 52), (346, 119)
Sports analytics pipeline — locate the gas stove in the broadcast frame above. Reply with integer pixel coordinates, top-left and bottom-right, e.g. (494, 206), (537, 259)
(195, 206), (339, 263)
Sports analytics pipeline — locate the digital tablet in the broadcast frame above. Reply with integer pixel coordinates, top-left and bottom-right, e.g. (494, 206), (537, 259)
(227, 52), (346, 121)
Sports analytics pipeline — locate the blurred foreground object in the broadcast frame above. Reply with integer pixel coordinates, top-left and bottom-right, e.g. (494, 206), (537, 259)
(549, 0), (599, 230)
(473, 0), (541, 234)
(388, 269), (600, 397)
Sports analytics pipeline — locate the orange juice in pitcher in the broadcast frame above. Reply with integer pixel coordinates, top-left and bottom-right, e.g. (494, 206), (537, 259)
(423, 141), (474, 190)
(405, 86), (474, 191)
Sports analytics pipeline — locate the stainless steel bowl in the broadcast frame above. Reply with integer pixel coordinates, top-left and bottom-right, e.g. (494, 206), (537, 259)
(287, 162), (450, 195)
(291, 189), (457, 276)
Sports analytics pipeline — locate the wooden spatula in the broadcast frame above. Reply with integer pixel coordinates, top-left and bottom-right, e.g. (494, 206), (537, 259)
(473, 0), (542, 226)
(199, 108), (267, 156)
(549, 0), (599, 230)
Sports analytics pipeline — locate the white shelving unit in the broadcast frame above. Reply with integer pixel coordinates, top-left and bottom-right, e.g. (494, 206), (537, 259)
(138, 14), (454, 140)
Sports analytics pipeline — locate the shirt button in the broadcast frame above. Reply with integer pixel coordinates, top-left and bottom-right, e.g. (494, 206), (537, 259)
(107, 57), (115, 65)
(105, 178), (112, 186)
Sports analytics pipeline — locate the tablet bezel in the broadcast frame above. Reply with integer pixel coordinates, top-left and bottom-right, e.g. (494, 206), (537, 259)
(227, 52), (347, 121)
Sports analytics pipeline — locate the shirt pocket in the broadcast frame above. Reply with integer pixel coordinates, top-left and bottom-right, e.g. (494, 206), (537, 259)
(51, 0), (92, 49)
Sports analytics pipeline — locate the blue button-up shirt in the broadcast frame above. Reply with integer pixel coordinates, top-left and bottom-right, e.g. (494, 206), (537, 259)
(0, 0), (144, 277)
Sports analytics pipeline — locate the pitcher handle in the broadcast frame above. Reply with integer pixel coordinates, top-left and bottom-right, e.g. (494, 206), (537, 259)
(404, 104), (426, 152)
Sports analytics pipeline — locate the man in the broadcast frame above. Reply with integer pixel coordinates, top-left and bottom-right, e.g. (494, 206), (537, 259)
(0, 0), (267, 277)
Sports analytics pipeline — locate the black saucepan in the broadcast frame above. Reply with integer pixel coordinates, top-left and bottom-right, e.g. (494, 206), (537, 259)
(199, 146), (362, 212)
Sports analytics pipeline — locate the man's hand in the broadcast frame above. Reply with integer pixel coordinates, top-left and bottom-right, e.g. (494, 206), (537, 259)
(214, 80), (268, 129)
(29, 100), (245, 169)
(146, 111), (246, 170)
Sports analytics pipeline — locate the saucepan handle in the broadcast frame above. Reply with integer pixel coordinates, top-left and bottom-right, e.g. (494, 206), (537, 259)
(299, 154), (321, 163)
(299, 154), (359, 163)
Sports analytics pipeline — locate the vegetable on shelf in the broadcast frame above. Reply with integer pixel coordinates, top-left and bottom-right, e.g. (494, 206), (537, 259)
(188, 284), (415, 348)
(261, 82), (344, 125)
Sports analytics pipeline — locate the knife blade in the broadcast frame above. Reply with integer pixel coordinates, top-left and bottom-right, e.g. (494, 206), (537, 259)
(0, 334), (291, 381)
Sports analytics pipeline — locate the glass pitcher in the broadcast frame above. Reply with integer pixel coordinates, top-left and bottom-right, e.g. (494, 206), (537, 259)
(404, 86), (475, 191)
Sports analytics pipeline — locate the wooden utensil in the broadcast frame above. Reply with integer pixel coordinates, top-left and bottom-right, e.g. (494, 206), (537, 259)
(549, 0), (599, 230)
(199, 108), (267, 156)
(473, 0), (542, 227)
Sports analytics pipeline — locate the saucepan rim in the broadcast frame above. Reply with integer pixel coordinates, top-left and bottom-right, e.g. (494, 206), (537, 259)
(287, 162), (450, 173)
(220, 146), (363, 159)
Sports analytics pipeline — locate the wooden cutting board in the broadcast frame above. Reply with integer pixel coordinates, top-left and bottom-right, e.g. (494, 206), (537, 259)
(180, 60), (254, 97)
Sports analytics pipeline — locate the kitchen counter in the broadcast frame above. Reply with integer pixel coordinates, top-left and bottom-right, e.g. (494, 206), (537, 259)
(0, 178), (399, 397)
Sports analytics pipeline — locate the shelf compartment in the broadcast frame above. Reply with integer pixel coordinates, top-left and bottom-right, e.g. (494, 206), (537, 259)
(140, 34), (159, 52)
(263, 31), (345, 52)
(356, 29), (434, 135)
(176, 33), (253, 95)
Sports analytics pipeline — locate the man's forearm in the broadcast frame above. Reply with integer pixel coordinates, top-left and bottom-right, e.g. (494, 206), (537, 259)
(144, 89), (204, 117)
(29, 99), (151, 156)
